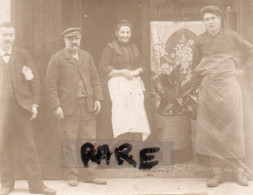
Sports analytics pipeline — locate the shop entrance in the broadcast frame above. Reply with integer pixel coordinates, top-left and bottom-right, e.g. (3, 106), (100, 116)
(10, 0), (252, 180)
(81, 0), (142, 64)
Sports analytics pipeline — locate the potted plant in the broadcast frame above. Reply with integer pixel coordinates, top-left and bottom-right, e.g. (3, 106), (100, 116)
(150, 33), (197, 150)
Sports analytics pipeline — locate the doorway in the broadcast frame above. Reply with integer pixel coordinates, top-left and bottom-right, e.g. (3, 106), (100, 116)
(81, 0), (142, 64)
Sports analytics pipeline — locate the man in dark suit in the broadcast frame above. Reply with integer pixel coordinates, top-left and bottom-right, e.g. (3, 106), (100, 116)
(44, 27), (105, 186)
(0, 22), (56, 195)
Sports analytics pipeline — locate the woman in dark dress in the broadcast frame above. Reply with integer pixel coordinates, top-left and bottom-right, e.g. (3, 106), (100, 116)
(97, 19), (150, 141)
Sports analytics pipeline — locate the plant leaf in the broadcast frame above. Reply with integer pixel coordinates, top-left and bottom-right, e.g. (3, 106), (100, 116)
(176, 98), (183, 106)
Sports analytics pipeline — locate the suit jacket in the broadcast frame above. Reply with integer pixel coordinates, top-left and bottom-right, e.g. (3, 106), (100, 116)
(44, 48), (103, 115)
(0, 47), (40, 112)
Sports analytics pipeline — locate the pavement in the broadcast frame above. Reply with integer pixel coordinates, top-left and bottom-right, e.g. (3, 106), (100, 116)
(3, 154), (253, 194)
(5, 178), (253, 195)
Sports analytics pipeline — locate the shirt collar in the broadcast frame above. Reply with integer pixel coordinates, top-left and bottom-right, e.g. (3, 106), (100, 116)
(207, 29), (221, 37)
(0, 47), (12, 57)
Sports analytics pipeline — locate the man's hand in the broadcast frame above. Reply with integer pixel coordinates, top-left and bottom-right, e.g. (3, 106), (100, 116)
(94, 101), (101, 115)
(30, 104), (38, 120)
(54, 106), (64, 119)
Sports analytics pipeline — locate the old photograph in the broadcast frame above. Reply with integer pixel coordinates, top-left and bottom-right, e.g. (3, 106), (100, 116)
(0, 0), (253, 195)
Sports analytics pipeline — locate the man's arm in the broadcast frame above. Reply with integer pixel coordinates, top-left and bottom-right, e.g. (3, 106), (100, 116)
(233, 31), (253, 69)
(23, 49), (40, 106)
(22, 49), (40, 120)
(44, 55), (61, 111)
(233, 31), (253, 89)
(89, 54), (103, 101)
(191, 39), (203, 88)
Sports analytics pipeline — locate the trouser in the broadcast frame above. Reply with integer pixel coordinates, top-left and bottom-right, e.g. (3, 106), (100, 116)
(57, 99), (96, 177)
(210, 156), (244, 176)
(0, 99), (44, 191)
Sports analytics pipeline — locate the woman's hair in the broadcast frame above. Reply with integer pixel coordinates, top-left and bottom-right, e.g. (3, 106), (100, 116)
(115, 19), (133, 33)
(200, 5), (222, 18)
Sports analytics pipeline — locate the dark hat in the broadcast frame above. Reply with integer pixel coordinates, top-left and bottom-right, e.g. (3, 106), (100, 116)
(61, 27), (81, 37)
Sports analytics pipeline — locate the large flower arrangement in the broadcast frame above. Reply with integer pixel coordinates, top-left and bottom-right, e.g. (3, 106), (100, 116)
(151, 33), (197, 116)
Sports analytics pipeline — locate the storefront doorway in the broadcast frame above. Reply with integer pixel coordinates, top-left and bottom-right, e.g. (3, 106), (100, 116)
(80, 0), (142, 64)
(9, 0), (253, 179)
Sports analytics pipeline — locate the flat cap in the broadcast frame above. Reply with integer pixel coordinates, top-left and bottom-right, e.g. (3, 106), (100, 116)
(61, 27), (81, 37)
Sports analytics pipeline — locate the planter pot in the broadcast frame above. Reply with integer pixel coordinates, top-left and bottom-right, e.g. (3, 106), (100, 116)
(191, 134), (197, 163)
(190, 119), (196, 135)
(190, 119), (197, 154)
(154, 114), (191, 150)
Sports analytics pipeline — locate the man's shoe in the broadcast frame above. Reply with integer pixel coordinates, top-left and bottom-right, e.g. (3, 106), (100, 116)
(30, 186), (56, 195)
(67, 175), (78, 187)
(235, 173), (248, 186)
(207, 175), (224, 187)
(0, 187), (13, 195)
(84, 177), (107, 185)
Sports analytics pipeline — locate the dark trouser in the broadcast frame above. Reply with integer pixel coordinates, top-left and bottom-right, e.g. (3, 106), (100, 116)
(0, 99), (44, 191)
(210, 156), (244, 176)
(57, 99), (96, 177)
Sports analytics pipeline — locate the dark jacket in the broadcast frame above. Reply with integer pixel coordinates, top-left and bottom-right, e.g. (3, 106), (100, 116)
(44, 48), (103, 115)
(99, 40), (143, 81)
(0, 47), (40, 112)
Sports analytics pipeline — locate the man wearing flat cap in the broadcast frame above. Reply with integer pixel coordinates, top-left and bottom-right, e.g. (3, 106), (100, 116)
(192, 5), (253, 187)
(44, 27), (105, 186)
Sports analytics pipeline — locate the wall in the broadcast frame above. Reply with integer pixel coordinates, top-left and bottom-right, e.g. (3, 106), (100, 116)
(10, 0), (146, 179)
(9, 0), (253, 179)
(12, 0), (64, 179)
(0, 0), (10, 22)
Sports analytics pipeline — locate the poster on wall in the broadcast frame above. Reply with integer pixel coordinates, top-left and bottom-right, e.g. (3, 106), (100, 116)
(149, 22), (206, 151)
(150, 21), (205, 73)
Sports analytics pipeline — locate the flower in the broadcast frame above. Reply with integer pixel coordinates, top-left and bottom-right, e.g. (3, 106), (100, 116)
(188, 39), (194, 45)
(151, 33), (196, 116)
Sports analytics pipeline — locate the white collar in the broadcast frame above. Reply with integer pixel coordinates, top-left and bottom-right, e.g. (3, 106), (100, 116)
(0, 47), (12, 57)
(73, 52), (78, 60)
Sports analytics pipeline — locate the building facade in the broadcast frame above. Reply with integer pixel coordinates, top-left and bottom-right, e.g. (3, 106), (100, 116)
(9, 0), (253, 179)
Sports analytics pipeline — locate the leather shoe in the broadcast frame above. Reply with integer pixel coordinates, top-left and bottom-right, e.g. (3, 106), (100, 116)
(207, 175), (224, 187)
(67, 175), (78, 187)
(30, 186), (56, 195)
(83, 177), (107, 185)
(0, 187), (13, 195)
(235, 173), (248, 186)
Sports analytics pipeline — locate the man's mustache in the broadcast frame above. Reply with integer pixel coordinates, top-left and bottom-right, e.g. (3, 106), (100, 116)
(71, 43), (79, 47)
(4, 40), (13, 44)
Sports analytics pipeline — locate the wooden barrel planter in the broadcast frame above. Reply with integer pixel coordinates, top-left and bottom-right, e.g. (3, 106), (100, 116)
(154, 114), (191, 150)
(190, 119), (197, 162)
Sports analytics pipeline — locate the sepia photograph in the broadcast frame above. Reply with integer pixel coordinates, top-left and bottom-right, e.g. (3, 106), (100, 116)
(0, 0), (253, 194)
